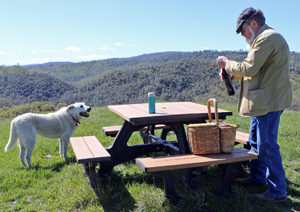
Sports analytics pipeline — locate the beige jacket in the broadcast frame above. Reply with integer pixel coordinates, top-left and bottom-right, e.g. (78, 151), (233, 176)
(225, 24), (292, 117)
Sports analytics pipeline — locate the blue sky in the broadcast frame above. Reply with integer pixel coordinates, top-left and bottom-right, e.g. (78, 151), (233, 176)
(1, 0), (299, 66)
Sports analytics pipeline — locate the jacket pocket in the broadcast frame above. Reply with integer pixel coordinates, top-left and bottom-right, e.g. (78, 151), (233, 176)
(248, 88), (269, 113)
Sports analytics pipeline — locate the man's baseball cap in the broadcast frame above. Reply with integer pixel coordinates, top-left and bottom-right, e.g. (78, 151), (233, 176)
(236, 7), (257, 34)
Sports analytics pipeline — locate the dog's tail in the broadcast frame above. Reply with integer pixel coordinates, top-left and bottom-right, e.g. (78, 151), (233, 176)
(5, 121), (18, 152)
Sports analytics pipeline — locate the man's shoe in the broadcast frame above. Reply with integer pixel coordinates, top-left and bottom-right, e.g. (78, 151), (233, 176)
(233, 177), (265, 186)
(252, 192), (287, 203)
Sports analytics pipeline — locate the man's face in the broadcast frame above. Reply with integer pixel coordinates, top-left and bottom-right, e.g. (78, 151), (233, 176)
(241, 23), (256, 45)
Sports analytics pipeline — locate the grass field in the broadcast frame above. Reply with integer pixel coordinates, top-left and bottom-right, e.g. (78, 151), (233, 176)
(0, 103), (299, 211)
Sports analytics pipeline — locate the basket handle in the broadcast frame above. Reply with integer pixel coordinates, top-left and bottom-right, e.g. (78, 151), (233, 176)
(207, 98), (219, 127)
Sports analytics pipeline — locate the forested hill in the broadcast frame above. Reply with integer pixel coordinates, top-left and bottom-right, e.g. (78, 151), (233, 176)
(24, 51), (249, 86)
(1, 50), (300, 110)
(59, 59), (241, 107)
(0, 66), (75, 107)
(58, 54), (300, 111)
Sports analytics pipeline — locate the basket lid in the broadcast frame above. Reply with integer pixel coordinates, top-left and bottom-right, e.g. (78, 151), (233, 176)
(219, 123), (237, 128)
(188, 123), (218, 128)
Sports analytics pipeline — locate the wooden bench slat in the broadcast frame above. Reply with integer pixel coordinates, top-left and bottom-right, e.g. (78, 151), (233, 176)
(102, 124), (170, 136)
(102, 125), (123, 134)
(136, 148), (257, 173)
(236, 131), (249, 138)
(235, 131), (249, 145)
(70, 136), (111, 163)
(70, 137), (95, 160)
(83, 136), (109, 158)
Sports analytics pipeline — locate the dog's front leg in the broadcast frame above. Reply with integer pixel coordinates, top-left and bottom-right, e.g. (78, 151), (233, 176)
(60, 137), (69, 160)
(59, 138), (64, 158)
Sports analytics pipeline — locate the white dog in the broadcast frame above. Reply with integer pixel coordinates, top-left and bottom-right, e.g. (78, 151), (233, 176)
(5, 102), (91, 167)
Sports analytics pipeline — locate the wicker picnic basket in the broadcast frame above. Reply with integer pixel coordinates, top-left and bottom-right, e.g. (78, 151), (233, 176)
(187, 98), (220, 155)
(219, 123), (237, 153)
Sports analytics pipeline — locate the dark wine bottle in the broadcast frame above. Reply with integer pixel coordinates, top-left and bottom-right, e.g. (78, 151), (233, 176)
(222, 68), (235, 96)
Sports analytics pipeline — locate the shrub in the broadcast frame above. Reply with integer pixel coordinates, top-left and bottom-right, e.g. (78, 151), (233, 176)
(41, 104), (55, 112)
(56, 103), (67, 109)
(30, 102), (43, 113)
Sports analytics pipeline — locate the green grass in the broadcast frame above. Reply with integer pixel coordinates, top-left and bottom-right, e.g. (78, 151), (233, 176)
(0, 104), (300, 211)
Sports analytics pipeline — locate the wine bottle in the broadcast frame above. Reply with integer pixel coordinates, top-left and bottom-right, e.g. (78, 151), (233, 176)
(222, 68), (235, 96)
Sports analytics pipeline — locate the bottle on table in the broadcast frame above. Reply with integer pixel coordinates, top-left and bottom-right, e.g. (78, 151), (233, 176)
(148, 92), (156, 113)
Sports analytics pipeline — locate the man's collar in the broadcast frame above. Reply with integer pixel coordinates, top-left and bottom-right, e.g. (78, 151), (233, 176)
(249, 24), (267, 46)
(254, 24), (267, 39)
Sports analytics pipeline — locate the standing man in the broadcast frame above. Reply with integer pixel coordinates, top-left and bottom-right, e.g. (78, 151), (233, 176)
(217, 7), (292, 203)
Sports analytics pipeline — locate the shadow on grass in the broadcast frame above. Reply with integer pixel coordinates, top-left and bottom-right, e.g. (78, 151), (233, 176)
(17, 156), (78, 172)
(287, 179), (300, 206)
(93, 171), (137, 211)
(32, 158), (138, 211)
(27, 157), (300, 211)
(99, 167), (300, 212)
(287, 179), (300, 188)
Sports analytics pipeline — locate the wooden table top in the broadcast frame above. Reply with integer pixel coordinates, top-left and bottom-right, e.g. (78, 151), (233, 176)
(108, 102), (232, 126)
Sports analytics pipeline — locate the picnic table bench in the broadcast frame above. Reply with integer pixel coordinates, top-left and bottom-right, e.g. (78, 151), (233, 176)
(102, 124), (171, 137)
(70, 136), (111, 187)
(136, 147), (258, 198)
(70, 131), (252, 195)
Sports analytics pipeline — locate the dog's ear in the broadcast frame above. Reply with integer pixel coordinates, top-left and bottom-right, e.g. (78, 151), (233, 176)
(67, 105), (75, 112)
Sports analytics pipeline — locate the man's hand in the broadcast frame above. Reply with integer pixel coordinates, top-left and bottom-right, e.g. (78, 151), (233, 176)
(217, 56), (228, 69)
(219, 69), (234, 82)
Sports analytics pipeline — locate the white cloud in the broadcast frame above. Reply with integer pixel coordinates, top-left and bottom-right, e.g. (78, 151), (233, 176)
(115, 42), (122, 46)
(3, 59), (23, 66)
(54, 50), (60, 52)
(12, 58), (52, 66)
(65, 46), (82, 52)
(99, 46), (115, 51)
(53, 57), (64, 61)
(30, 58), (51, 63)
(0, 52), (7, 55)
(74, 55), (112, 60)
(201, 47), (208, 50)
(130, 44), (137, 48)
(8, 57), (66, 66)
(41, 50), (51, 53)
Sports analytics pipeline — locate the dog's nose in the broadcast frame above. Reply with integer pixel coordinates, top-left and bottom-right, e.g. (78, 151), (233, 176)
(87, 107), (91, 112)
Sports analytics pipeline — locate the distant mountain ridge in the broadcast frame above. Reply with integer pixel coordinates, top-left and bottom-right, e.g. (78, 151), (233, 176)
(22, 61), (72, 67)
(23, 51), (249, 86)
(1, 50), (300, 110)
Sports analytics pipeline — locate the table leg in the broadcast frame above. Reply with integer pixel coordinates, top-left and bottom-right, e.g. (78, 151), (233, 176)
(139, 124), (155, 144)
(153, 171), (179, 200)
(160, 128), (172, 140)
(168, 123), (190, 154)
(213, 162), (241, 196)
(182, 168), (198, 189)
(98, 121), (155, 176)
(83, 163), (98, 188)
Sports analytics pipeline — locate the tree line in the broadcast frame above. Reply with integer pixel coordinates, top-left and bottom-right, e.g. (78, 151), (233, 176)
(0, 101), (67, 119)
(1, 50), (300, 113)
